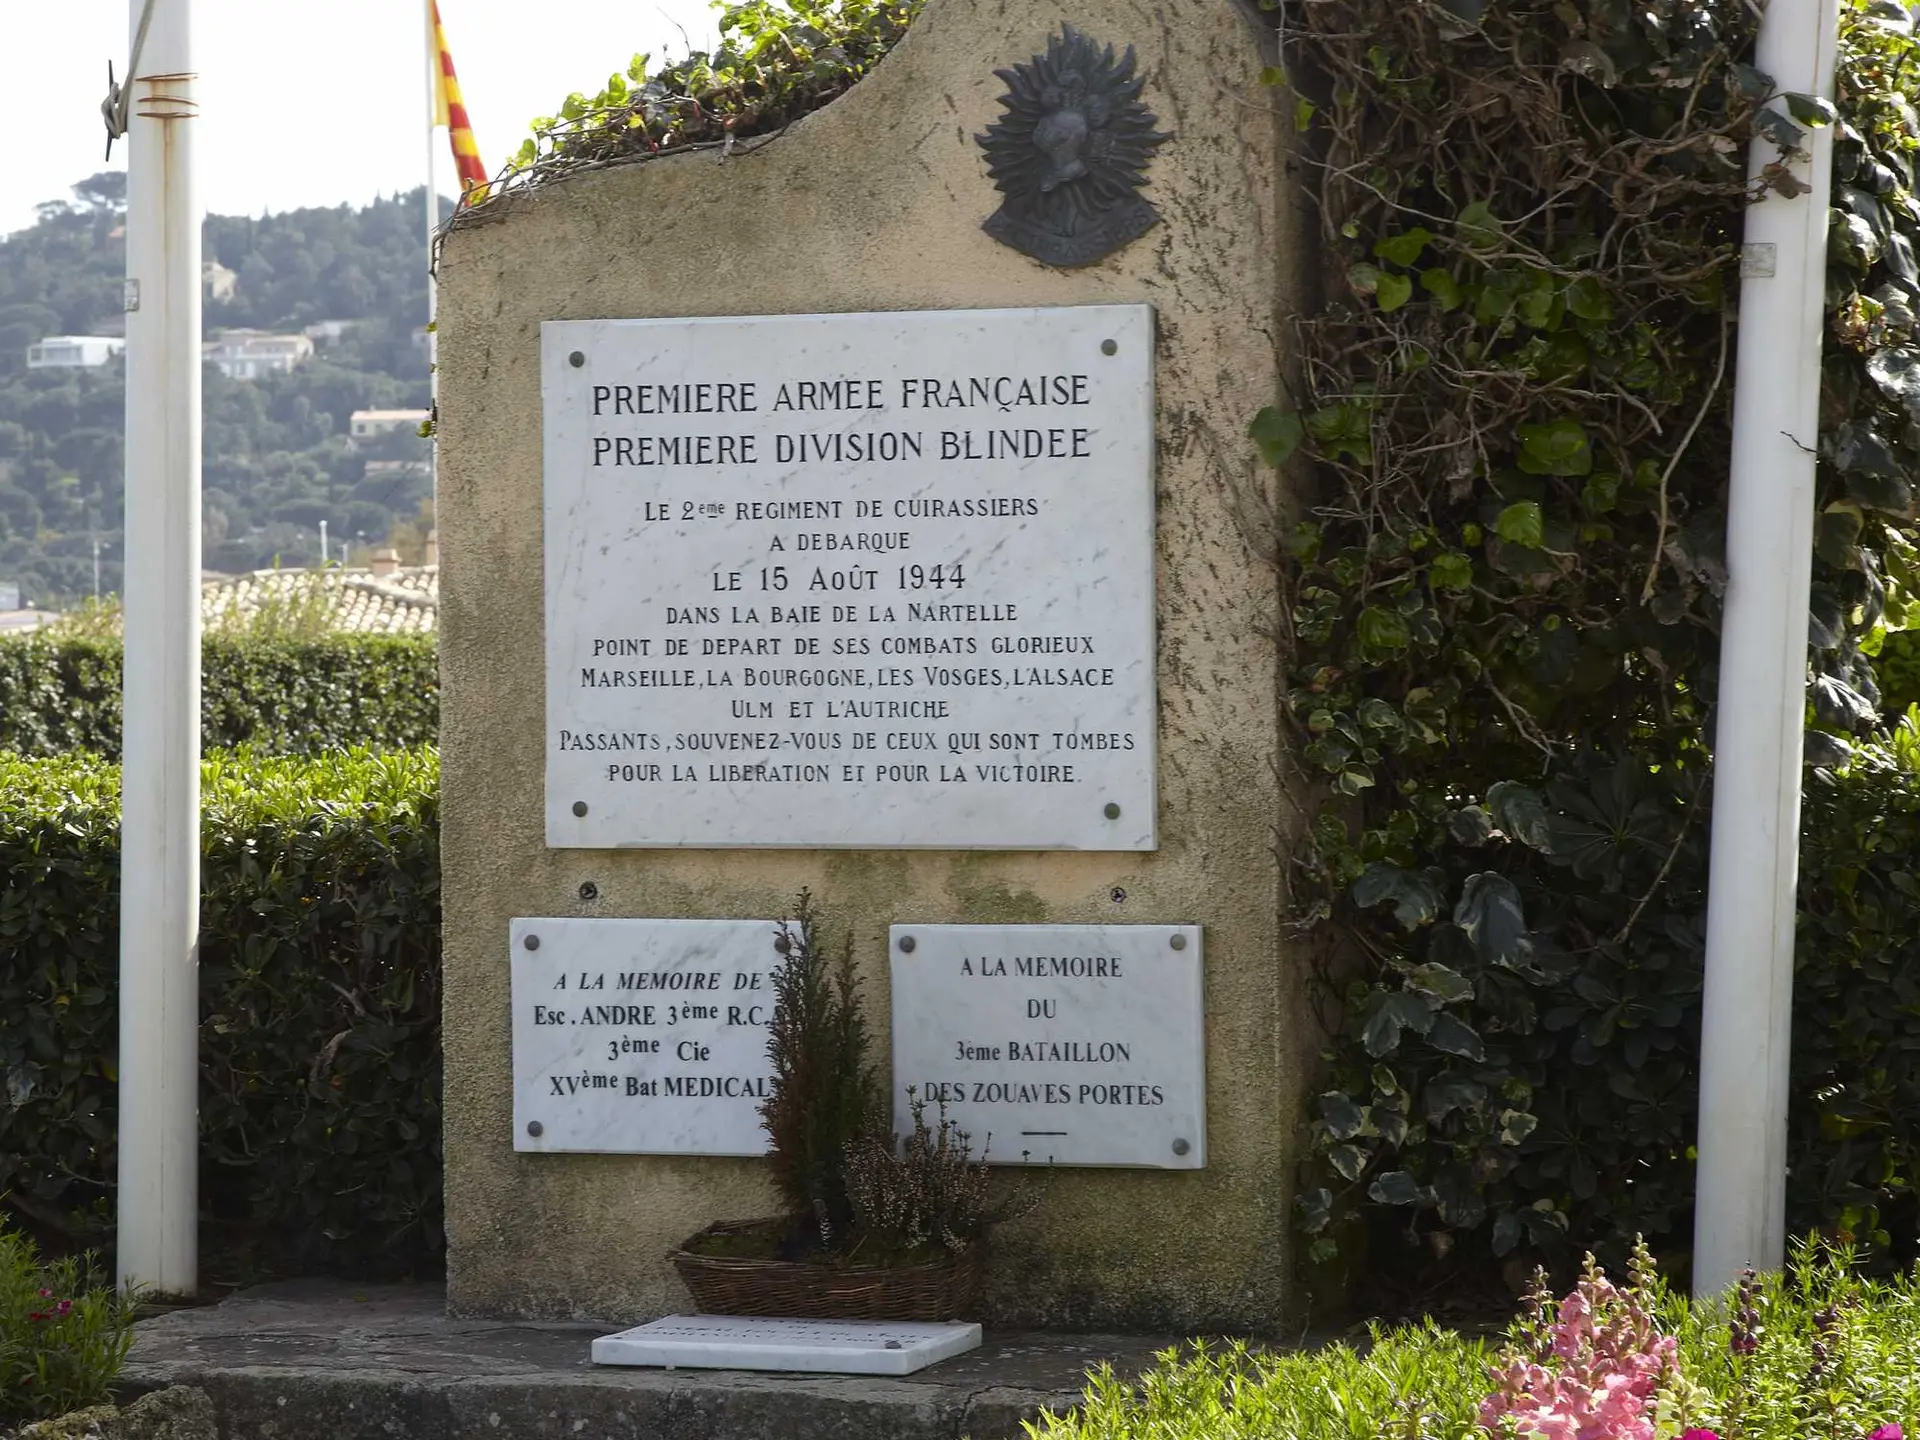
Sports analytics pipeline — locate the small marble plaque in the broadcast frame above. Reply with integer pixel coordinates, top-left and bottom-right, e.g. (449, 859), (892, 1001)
(591, 1314), (982, 1375)
(540, 304), (1157, 851)
(889, 923), (1204, 1169)
(510, 918), (780, 1154)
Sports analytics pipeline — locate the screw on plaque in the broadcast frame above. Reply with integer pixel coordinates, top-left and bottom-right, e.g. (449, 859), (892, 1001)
(523, 933), (541, 952)
(898, 935), (916, 953)
(578, 881), (599, 902)
(1170, 933), (1187, 951)
(1171, 1138), (1191, 1156)
(1101, 339), (1118, 356)
(1110, 886), (1127, 904)
(1103, 802), (1121, 820)
(572, 800), (589, 817)
(569, 351), (586, 368)
(527, 1121), (544, 1138)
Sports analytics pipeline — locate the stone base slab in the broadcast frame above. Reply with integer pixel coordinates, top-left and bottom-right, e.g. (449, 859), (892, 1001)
(121, 1281), (1175, 1440)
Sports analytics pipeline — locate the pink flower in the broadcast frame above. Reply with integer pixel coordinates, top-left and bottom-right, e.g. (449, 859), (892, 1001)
(1868, 1428), (1902, 1440)
(1479, 1255), (1681, 1440)
(1681, 1431), (1721, 1440)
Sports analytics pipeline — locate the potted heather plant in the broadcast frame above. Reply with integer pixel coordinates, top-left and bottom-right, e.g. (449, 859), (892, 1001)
(670, 891), (1029, 1321)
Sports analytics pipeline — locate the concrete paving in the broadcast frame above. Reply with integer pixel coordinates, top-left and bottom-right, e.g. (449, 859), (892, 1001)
(121, 1282), (1180, 1440)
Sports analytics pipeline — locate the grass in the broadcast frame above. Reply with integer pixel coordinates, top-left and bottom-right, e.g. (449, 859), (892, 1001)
(1026, 1243), (1920, 1440)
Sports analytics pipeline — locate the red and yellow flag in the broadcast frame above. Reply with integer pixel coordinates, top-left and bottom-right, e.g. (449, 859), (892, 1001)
(431, 1), (489, 203)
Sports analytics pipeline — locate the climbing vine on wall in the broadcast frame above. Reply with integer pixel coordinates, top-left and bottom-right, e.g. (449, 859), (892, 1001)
(449, 0), (923, 225)
(1272, 0), (1920, 1286)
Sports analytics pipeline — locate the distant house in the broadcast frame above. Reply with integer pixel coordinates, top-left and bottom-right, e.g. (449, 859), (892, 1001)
(202, 329), (314, 380)
(350, 408), (432, 441)
(26, 336), (125, 370)
(303, 320), (357, 348)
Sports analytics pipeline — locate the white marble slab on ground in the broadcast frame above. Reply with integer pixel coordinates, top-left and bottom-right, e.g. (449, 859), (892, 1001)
(591, 1314), (983, 1375)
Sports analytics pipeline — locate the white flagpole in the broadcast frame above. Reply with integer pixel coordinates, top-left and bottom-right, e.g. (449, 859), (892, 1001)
(119, 0), (201, 1297)
(1693, 0), (1840, 1295)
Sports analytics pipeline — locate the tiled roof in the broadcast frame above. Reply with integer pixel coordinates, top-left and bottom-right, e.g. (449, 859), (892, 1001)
(201, 566), (439, 635)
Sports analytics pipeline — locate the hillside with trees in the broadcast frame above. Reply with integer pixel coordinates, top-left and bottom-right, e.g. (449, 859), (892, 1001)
(0, 175), (445, 605)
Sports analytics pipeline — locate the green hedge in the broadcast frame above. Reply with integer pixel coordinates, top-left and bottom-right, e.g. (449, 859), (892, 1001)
(0, 635), (438, 758)
(0, 747), (442, 1276)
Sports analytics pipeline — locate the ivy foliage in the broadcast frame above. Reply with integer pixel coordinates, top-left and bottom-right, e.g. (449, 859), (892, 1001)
(0, 748), (442, 1277)
(1273, 0), (1920, 1283)
(467, 0), (923, 215)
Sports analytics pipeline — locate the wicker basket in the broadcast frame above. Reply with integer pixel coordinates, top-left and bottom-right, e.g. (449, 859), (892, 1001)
(671, 1219), (985, 1321)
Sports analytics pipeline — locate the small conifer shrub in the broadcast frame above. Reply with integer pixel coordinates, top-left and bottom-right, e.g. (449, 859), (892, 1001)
(759, 890), (882, 1252)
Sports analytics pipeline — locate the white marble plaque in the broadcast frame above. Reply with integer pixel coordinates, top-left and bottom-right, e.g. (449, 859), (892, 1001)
(591, 1315), (982, 1375)
(510, 918), (780, 1154)
(889, 924), (1204, 1169)
(541, 305), (1157, 850)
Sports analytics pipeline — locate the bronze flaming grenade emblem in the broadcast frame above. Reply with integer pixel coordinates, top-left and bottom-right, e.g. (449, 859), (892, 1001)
(976, 26), (1172, 268)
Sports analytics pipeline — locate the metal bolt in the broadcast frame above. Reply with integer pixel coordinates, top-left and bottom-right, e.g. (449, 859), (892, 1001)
(523, 933), (541, 951)
(898, 934), (916, 954)
(568, 351), (585, 368)
(1170, 933), (1187, 951)
(884, 1340), (903, 1350)
(1100, 339), (1118, 356)
(572, 800), (589, 817)
(1110, 886), (1127, 904)
(527, 1121), (544, 1138)
(1171, 1138), (1190, 1157)
(578, 881), (599, 902)
(1104, 802), (1121, 820)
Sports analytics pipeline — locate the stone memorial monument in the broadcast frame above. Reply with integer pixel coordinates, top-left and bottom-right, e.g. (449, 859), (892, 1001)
(437, 0), (1311, 1330)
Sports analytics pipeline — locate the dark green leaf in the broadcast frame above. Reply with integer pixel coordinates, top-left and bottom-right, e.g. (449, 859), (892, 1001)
(1494, 501), (1546, 547)
(1318, 1090), (1368, 1141)
(1328, 1142), (1371, 1181)
(1453, 872), (1532, 967)
(1375, 272), (1414, 312)
(1426, 1012), (1486, 1061)
(1783, 92), (1838, 127)
(1352, 862), (1442, 929)
(1367, 1170), (1426, 1206)
(1448, 805), (1493, 846)
(1816, 503), (1865, 569)
(1356, 605), (1412, 652)
(1249, 407), (1305, 467)
(1360, 991), (1437, 1057)
(1407, 963), (1474, 1003)
(1421, 268), (1464, 310)
(1517, 419), (1594, 477)
(1488, 780), (1554, 851)
(1373, 228), (1435, 267)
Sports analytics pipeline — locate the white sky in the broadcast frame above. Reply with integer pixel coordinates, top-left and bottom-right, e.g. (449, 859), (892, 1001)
(0, 0), (721, 238)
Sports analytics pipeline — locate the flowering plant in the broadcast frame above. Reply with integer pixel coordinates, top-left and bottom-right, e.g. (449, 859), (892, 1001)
(0, 1225), (139, 1424)
(1481, 1242), (1685, 1440)
(1478, 1241), (1915, 1440)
